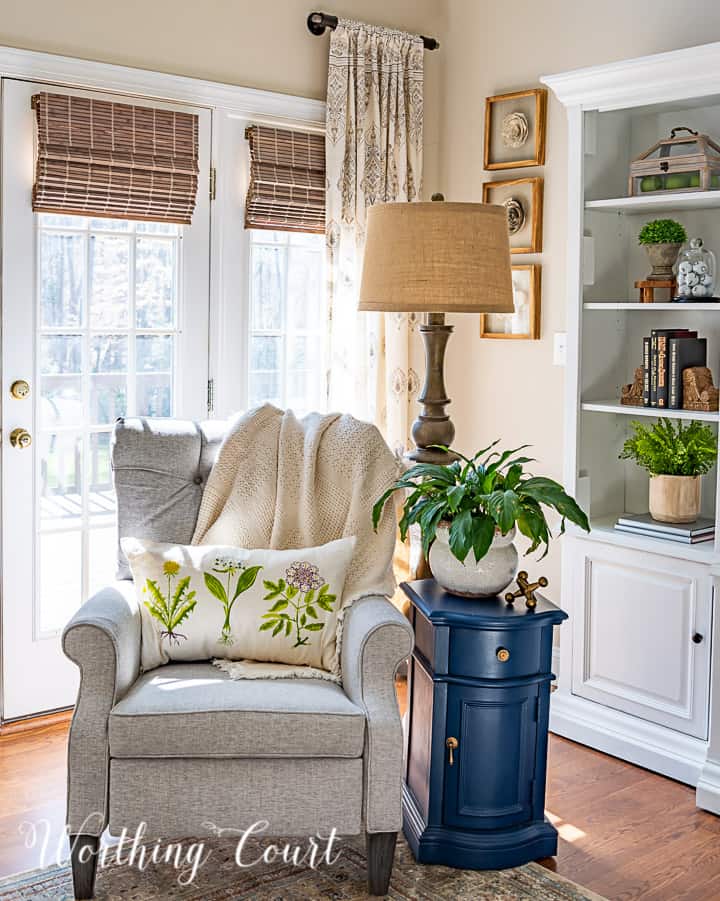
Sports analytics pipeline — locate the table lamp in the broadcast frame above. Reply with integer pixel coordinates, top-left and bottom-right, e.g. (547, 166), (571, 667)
(358, 201), (514, 463)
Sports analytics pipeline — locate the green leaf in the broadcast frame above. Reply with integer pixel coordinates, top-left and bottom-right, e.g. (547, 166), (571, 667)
(285, 619), (292, 636)
(448, 509), (473, 562)
(272, 622), (283, 637)
(286, 585), (298, 599)
(300, 613), (307, 627)
(204, 572), (227, 604)
(304, 588), (316, 604)
(446, 484), (467, 513)
(305, 622), (324, 631)
(485, 488), (522, 534)
(263, 579), (279, 592)
(234, 565), (263, 599)
(318, 583), (329, 596)
(259, 620), (276, 631)
(470, 514), (496, 562)
(317, 597), (334, 612)
(306, 604), (318, 619)
(269, 598), (288, 612)
(519, 477), (590, 532)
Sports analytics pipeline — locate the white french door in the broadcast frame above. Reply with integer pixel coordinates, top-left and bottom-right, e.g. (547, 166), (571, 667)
(1, 79), (212, 719)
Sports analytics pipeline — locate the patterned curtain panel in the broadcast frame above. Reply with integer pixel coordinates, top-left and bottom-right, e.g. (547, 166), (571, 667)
(245, 125), (326, 234)
(32, 92), (199, 224)
(325, 19), (424, 455)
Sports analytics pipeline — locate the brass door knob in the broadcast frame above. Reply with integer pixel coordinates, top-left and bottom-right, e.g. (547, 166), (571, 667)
(496, 647), (510, 662)
(446, 736), (458, 766)
(10, 380), (30, 400)
(9, 428), (32, 449)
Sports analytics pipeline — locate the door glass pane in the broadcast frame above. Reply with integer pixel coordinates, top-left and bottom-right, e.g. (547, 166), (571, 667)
(89, 235), (130, 328)
(88, 432), (115, 524)
(91, 335), (128, 373)
(136, 374), (172, 417)
(40, 233), (85, 327)
(136, 335), (173, 373)
(90, 375), (127, 425)
(39, 433), (82, 525)
(251, 244), (285, 330)
(40, 377), (83, 429)
(136, 238), (176, 327)
(39, 531), (82, 634)
(88, 528), (117, 597)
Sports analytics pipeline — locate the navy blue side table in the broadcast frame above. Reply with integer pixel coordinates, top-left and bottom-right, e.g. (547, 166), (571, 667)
(401, 578), (568, 870)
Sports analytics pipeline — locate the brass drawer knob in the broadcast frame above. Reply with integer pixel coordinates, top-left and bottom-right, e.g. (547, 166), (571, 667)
(446, 736), (458, 766)
(9, 428), (32, 449)
(496, 647), (510, 663)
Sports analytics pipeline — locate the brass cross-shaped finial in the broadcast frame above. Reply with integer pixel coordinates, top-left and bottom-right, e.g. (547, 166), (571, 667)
(505, 571), (548, 609)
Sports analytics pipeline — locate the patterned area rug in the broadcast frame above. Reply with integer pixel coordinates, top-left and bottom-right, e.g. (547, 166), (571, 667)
(0, 835), (607, 900)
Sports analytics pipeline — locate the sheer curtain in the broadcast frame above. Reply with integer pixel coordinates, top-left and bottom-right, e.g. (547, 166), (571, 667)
(325, 18), (424, 456)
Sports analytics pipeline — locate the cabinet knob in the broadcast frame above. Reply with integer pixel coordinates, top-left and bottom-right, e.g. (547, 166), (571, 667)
(446, 736), (458, 766)
(496, 647), (511, 663)
(692, 632), (704, 644)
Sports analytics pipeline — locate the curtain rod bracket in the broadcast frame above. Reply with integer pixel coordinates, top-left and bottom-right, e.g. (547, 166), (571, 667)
(306, 12), (439, 50)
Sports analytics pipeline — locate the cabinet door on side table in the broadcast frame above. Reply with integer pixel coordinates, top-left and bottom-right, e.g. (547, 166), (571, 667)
(443, 682), (539, 830)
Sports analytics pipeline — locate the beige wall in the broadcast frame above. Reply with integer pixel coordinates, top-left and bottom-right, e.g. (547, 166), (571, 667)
(0, 0), (444, 190)
(439, 0), (720, 595)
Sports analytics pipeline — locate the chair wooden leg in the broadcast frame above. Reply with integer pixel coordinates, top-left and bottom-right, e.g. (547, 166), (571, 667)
(366, 831), (397, 896)
(69, 834), (99, 900)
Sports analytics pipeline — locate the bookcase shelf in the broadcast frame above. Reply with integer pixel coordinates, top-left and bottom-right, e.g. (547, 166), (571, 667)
(585, 191), (720, 214)
(584, 302), (720, 311)
(587, 515), (717, 564)
(581, 400), (719, 421)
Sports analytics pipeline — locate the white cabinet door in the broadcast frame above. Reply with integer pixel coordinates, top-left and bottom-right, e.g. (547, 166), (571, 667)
(570, 540), (712, 739)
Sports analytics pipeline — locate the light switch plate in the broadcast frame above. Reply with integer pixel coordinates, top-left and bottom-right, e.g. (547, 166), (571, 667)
(553, 332), (567, 366)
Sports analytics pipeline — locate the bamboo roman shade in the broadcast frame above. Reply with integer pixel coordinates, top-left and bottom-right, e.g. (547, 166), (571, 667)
(32, 92), (200, 224)
(245, 124), (325, 234)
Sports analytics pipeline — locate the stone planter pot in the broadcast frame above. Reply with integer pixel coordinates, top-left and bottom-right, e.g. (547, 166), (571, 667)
(649, 474), (701, 523)
(645, 242), (683, 280)
(429, 523), (518, 598)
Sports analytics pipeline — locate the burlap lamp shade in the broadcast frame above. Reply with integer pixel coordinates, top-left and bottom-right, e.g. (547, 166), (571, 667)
(358, 202), (514, 313)
(358, 201), (514, 462)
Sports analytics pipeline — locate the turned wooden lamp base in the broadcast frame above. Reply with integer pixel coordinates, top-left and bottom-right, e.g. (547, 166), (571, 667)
(406, 313), (461, 465)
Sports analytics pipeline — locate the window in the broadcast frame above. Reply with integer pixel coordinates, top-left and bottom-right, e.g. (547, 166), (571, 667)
(247, 229), (325, 414)
(37, 212), (181, 631)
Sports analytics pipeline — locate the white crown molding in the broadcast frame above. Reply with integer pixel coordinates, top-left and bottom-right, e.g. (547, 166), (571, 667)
(0, 45), (325, 126)
(541, 41), (720, 111)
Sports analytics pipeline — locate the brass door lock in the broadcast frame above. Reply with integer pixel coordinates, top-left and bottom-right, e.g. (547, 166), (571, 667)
(446, 736), (458, 766)
(9, 428), (32, 449)
(10, 380), (30, 400)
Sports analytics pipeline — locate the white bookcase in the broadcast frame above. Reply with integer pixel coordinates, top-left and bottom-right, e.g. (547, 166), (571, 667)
(543, 43), (720, 814)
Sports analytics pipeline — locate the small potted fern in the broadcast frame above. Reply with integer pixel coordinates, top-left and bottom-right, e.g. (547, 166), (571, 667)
(619, 418), (717, 523)
(638, 219), (687, 280)
(373, 442), (589, 598)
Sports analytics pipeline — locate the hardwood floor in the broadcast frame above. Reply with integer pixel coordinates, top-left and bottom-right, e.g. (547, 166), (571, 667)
(1, 713), (719, 899)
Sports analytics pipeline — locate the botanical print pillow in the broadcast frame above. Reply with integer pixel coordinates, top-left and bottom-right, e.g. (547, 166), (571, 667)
(121, 537), (355, 673)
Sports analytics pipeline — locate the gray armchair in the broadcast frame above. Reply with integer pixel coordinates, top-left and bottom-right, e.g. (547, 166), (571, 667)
(62, 417), (413, 899)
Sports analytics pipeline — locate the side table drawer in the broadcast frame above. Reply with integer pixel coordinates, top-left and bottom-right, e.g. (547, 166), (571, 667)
(449, 626), (549, 680)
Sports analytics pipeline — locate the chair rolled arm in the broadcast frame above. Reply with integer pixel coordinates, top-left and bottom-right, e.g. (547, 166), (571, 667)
(62, 582), (141, 835)
(341, 595), (414, 833)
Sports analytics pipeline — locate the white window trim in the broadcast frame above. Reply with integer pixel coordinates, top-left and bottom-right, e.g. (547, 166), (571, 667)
(0, 44), (326, 421)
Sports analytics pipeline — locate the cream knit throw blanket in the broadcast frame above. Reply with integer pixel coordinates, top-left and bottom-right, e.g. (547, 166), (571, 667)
(191, 404), (401, 682)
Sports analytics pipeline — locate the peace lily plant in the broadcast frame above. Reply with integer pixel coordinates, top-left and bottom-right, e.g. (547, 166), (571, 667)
(373, 441), (590, 598)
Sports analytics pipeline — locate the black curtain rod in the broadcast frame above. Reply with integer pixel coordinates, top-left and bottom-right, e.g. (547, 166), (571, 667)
(307, 12), (439, 50)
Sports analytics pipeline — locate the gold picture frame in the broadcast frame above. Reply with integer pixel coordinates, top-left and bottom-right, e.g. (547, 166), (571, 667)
(484, 88), (547, 170)
(483, 176), (543, 254)
(480, 264), (541, 340)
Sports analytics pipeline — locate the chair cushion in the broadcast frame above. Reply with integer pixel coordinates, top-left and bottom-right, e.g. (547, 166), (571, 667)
(108, 663), (366, 759)
(112, 417), (227, 580)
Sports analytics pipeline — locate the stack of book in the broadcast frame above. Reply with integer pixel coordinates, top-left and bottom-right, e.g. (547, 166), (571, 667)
(614, 512), (715, 544)
(642, 328), (707, 409)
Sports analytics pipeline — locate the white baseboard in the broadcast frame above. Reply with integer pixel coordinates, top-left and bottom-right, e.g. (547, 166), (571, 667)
(549, 690), (707, 788)
(697, 759), (720, 814)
